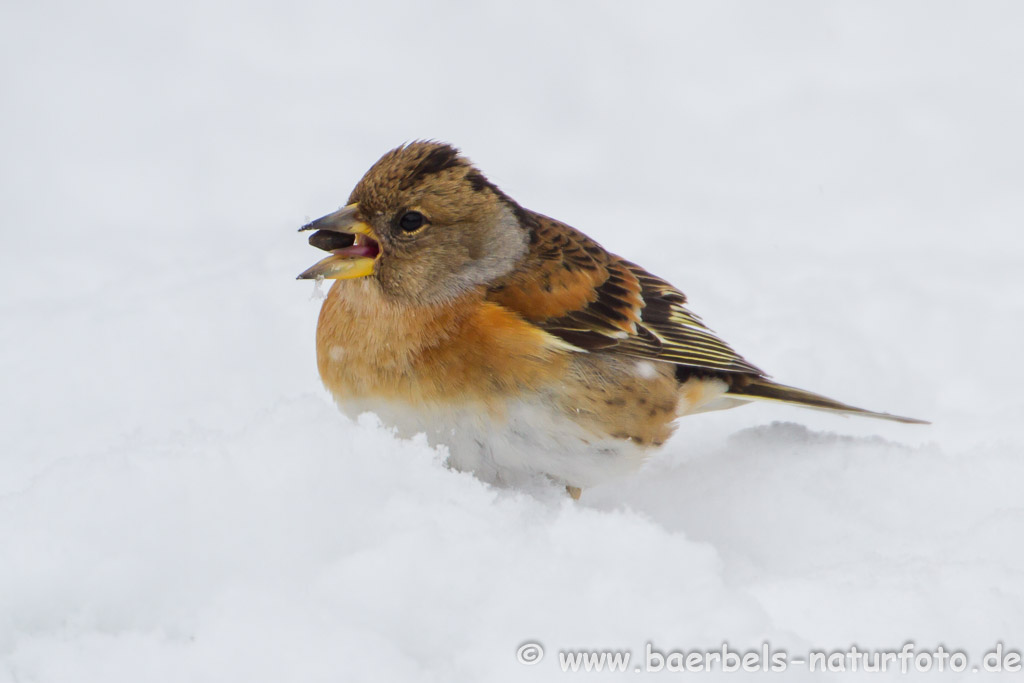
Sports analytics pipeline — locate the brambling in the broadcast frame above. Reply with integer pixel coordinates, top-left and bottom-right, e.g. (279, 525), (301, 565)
(298, 142), (925, 498)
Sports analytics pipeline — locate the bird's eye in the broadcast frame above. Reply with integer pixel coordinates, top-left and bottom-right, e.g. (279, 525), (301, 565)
(399, 211), (425, 232)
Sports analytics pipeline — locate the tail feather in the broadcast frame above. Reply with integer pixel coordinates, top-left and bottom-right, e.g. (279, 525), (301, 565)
(728, 377), (929, 425)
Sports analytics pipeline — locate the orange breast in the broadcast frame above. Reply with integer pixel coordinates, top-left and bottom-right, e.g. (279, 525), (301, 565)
(315, 280), (571, 410)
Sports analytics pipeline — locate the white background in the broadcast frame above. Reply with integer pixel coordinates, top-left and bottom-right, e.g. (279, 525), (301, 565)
(2, 1), (1022, 680)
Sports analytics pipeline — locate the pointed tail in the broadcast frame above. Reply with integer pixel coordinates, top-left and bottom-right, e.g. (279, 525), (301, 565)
(727, 377), (929, 424)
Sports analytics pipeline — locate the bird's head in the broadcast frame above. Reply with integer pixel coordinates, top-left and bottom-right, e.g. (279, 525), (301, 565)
(298, 142), (530, 303)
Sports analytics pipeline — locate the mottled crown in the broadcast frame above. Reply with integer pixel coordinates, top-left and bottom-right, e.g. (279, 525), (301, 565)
(348, 142), (474, 213)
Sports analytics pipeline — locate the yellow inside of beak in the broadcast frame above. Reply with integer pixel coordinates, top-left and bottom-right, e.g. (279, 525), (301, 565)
(298, 221), (381, 281)
(302, 253), (375, 280)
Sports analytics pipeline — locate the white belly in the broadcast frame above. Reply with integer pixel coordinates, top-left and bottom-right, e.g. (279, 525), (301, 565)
(334, 397), (651, 489)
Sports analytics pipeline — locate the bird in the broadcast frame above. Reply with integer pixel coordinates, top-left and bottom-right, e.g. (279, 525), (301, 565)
(298, 141), (926, 499)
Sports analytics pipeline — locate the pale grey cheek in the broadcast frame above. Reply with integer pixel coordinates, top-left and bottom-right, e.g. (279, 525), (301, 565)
(444, 204), (528, 291)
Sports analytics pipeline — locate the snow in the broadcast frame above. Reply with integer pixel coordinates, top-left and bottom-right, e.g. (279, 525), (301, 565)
(2, 1), (1023, 681)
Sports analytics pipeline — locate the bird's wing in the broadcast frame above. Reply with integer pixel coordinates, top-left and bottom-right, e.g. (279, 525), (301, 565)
(487, 213), (764, 375)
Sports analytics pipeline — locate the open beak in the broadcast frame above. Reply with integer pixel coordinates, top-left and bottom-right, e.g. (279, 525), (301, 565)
(297, 203), (381, 280)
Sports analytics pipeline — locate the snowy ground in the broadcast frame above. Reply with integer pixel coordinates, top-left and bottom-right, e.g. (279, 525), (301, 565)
(2, 1), (1023, 681)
